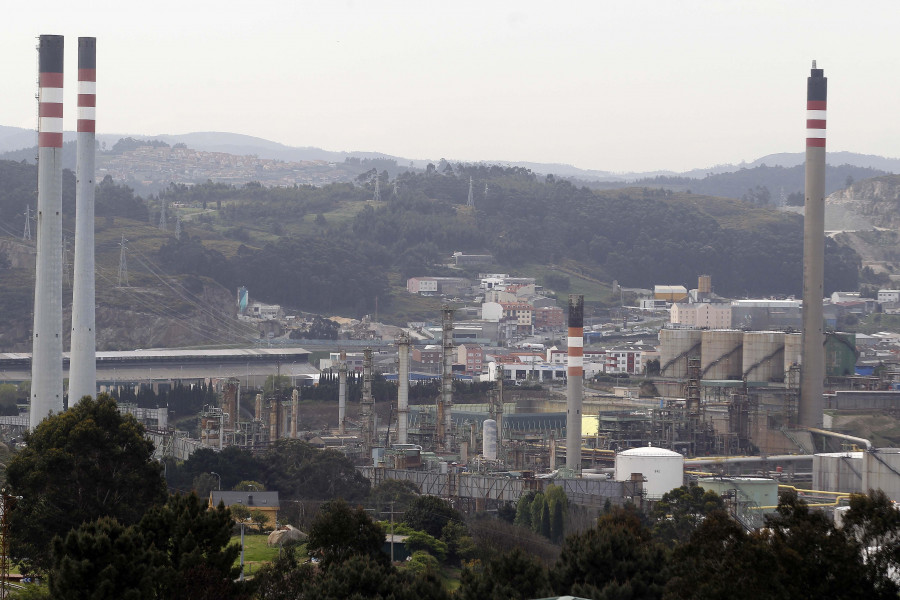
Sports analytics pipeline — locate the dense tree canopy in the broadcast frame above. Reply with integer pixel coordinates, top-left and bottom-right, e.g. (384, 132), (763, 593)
(7, 395), (167, 572)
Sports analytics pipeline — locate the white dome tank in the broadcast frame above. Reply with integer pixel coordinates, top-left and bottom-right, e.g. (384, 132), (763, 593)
(742, 331), (785, 382)
(615, 445), (684, 499)
(700, 329), (743, 380)
(659, 329), (702, 378)
(483, 419), (498, 460)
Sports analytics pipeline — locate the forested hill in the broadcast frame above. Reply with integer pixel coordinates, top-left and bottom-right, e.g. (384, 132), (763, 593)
(151, 163), (859, 310)
(0, 160), (862, 342)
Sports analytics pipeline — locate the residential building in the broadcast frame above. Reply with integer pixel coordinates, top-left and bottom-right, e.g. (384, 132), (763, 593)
(456, 344), (484, 375)
(412, 345), (442, 366)
(453, 252), (494, 266)
(670, 302), (732, 329)
(534, 306), (564, 329)
(406, 277), (472, 295)
(606, 348), (643, 375)
(878, 290), (900, 304)
(210, 491), (279, 529)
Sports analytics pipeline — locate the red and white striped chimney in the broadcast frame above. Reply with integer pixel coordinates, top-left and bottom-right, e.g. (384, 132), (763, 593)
(566, 294), (584, 472)
(31, 34), (65, 428)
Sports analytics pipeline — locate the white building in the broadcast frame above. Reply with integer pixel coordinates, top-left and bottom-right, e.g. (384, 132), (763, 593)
(670, 302), (731, 329)
(878, 289), (900, 304)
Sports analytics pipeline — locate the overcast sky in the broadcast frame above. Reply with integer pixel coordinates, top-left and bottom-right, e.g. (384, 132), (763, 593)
(1, 1), (896, 173)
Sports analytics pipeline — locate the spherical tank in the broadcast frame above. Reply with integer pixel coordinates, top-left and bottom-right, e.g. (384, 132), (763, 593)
(659, 329), (702, 378)
(784, 333), (803, 374)
(615, 446), (684, 499)
(742, 331), (785, 383)
(700, 330), (744, 380)
(483, 419), (498, 460)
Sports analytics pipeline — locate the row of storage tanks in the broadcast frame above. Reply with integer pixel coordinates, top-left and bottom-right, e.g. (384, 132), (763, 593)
(659, 329), (857, 382)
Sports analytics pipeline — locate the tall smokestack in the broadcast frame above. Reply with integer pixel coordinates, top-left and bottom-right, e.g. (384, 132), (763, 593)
(338, 351), (347, 434)
(69, 37), (97, 403)
(397, 333), (410, 445)
(360, 348), (374, 451)
(566, 294), (584, 472)
(800, 61), (827, 429)
(30, 35), (65, 429)
(440, 306), (454, 451)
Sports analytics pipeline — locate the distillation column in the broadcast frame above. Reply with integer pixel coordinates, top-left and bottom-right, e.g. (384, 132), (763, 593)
(440, 306), (454, 451)
(397, 333), (410, 445)
(338, 351), (347, 435)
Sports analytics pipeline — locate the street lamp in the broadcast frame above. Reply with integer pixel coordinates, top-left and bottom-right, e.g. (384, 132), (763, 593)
(210, 471), (221, 491)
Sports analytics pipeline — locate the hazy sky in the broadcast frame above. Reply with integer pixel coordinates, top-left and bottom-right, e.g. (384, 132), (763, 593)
(1, 1), (897, 172)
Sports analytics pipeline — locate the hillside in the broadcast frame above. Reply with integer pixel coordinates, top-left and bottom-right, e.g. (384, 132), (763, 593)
(0, 159), (867, 349)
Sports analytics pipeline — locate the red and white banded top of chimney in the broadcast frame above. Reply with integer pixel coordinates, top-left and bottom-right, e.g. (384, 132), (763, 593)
(806, 60), (827, 148)
(38, 35), (64, 149)
(77, 38), (96, 134)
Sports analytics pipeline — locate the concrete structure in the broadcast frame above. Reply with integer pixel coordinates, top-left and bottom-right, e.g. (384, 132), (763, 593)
(813, 449), (900, 502)
(439, 307), (454, 450)
(483, 418), (498, 459)
(31, 35), (66, 429)
(700, 330), (744, 380)
(338, 351), (347, 435)
(566, 295), (584, 473)
(742, 331), (785, 383)
(397, 335), (409, 444)
(698, 477), (779, 513)
(659, 328), (702, 378)
(69, 37), (98, 402)
(784, 333), (803, 373)
(615, 445), (684, 499)
(800, 61), (827, 429)
(730, 299), (802, 330)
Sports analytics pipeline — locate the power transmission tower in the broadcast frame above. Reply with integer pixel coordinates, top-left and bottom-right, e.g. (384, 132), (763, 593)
(117, 235), (129, 287)
(467, 177), (474, 208)
(175, 216), (182, 240)
(158, 202), (167, 231)
(373, 176), (381, 202)
(22, 206), (31, 241)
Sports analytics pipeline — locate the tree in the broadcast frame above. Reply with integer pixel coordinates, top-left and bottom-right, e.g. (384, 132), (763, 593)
(458, 548), (552, 600)
(7, 395), (167, 573)
(233, 480), (265, 492)
(552, 505), (670, 600)
(49, 517), (156, 600)
(48, 494), (245, 600)
(842, 489), (900, 596)
(230, 503), (250, 522)
(650, 484), (724, 547)
(137, 493), (242, 598)
(306, 499), (386, 570)
(369, 479), (420, 519)
(251, 509), (270, 532)
(403, 495), (462, 538)
(263, 439), (370, 501)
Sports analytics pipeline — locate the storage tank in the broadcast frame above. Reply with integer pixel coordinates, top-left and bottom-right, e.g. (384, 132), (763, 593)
(700, 330), (744, 380)
(698, 477), (780, 513)
(742, 331), (785, 382)
(812, 452), (864, 494)
(784, 333), (802, 373)
(483, 419), (498, 460)
(659, 329), (702, 378)
(614, 445), (684, 499)
(825, 332), (858, 377)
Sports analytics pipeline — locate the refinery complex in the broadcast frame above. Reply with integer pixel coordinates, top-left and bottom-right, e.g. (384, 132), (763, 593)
(14, 35), (900, 528)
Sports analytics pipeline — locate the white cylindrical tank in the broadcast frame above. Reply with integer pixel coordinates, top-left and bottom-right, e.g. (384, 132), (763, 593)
(483, 419), (498, 460)
(700, 330), (744, 380)
(742, 331), (785, 382)
(784, 333), (803, 374)
(659, 329), (702, 378)
(615, 446), (684, 499)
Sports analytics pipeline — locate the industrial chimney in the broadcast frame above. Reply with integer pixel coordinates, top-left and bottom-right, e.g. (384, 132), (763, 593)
(566, 294), (584, 472)
(397, 333), (410, 445)
(799, 61), (827, 428)
(338, 351), (347, 435)
(440, 306), (454, 451)
(30, 35), (65, 429)
(69, 37), (97, 403)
